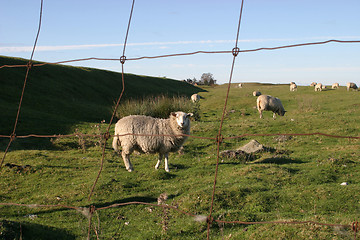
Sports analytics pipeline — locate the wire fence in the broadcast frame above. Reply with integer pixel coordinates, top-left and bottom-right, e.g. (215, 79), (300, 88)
(1, 0), (360, 239)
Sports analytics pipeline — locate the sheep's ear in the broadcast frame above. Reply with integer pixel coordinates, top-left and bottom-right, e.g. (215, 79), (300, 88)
(187, 113), (194, 117)
(171, 112), (177, 117)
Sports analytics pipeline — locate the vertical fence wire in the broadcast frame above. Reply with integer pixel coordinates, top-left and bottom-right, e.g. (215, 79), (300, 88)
(207, 1), (245, 239)
(88, 0), (136, 201)
(0, 0), (44, 168)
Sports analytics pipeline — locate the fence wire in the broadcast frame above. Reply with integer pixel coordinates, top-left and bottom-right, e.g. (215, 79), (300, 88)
(0, 0), (359, 239)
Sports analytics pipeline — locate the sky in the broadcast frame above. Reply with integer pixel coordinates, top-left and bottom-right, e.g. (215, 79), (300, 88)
(1, 0), (360, 86)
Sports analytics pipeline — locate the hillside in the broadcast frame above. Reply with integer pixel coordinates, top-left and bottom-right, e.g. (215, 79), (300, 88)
(0, 56), (203, 136)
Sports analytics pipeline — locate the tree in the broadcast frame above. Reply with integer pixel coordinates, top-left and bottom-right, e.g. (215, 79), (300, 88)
(201, 73), (216, 86)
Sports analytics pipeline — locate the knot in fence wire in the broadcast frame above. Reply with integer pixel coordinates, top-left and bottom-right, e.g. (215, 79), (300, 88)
(26, 61), (34, 70)
(103, 132), (111, 141)
(10, 133), (16, 141)
(232, 47), (240, 57)
(120, 55), (126, 64)
(90, 205), (96, 214)
(216, 134), (224, 144)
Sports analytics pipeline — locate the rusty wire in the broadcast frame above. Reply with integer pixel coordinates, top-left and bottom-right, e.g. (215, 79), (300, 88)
(1, 40), (360, 70)
(207, 1), (245, 239)
(0, 0), (43, 168)
(0, 132), (359, 140)
(1, 0), (360, 239)
(87, 0), (136, 201)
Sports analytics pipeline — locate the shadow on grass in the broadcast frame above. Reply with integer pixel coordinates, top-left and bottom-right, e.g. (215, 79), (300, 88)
(0, 220), (76, 240)
(253, 157), (304, 164)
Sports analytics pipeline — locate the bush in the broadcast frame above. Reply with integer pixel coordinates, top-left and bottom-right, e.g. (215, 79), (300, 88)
(114, 95), (200, 120)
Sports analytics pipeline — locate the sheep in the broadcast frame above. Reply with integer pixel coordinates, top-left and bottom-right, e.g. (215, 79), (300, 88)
(332, 83), (339, 89)
(310, 82), (317, 87)
(112, 111), (193, 172)
(346, 82), (358, 91)
(238, 83), (243, 88)
(253, 91), (261, 97)
(256, 95), (286, 119)
(315, 83), (323, 91)
(290, 83), (297, 91)
(191, 93), (200, 103)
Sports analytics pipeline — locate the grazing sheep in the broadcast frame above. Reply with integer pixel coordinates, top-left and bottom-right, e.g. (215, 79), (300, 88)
(332, 83), (339, 89)
(253, 91), (262, 97)
(238, 83), (243, 88)
(290, 83), (297, 91)
(191, 94), (200, 103)
(112, 111), (193, 172)
(256, 95), (286, 119)
(315, 83), (323, 91)
(310, 82), (317, 87)
(347, 82), (358, 91)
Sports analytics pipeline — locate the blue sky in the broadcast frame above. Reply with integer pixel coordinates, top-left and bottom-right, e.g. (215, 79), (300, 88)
(1, 0), (360, 86)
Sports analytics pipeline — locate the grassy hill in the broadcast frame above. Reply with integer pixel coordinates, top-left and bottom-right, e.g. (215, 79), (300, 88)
(1, 59), (360, 239)
(0, 56), (203, 137)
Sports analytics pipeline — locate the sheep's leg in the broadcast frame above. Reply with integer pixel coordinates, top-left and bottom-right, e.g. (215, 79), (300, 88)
(164, 153), (170, 172)
(272, 112), (277, 120)
(121, 151), (133, 172)
(155, 153), (163, 170)
(259, 110), (263, 119)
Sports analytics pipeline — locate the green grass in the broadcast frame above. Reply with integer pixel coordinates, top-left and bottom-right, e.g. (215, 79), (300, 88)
(114, 94), (201, 120)
(1, 59), (360, 239)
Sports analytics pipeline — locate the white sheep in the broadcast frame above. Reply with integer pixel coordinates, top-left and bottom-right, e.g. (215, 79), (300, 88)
(315, 83), (323, 91)
(253, 91), (261, 97)
(191, 94), (200, 103)
(112, 111), (193, 172)
(256, 95), (286, 119)
(290, 83), (297, 91)
(346, 82), (358, 91)
(238, 83), (243, 88)
(332, 83), (339, 89)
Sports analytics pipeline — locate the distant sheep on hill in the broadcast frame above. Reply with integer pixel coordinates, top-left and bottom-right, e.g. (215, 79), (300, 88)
(253, 91), (261, 97)
(290, 83), (297, 91)
(112, 111), (193, 172)
(256, 95), (286, 119)
(191, 94), (200, 103)
(238, 83), (243, 88)
(332, 83), (339, 89)
(347, 82), (358, 91)
(315, 83), (323, 91)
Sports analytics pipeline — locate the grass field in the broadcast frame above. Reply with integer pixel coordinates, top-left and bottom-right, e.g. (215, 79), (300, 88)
(1, 56), (360, 239)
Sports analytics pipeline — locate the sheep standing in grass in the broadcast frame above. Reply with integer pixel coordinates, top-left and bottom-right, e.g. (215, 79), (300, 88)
(191, 94), (200, 103)
(256, 95), (286, 119)
(112, 111), (193, 172)
(332, 83), (339, 89)
(290, 83), (297, 91)
(347, 82), (358, 91)
(315, 83), (323, 91)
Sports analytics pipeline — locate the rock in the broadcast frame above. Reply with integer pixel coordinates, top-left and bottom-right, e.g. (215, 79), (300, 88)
(237, 140), (265, 154)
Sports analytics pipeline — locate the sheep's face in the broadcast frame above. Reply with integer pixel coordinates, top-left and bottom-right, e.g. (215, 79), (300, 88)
(278, 109), (286, 116)
(172, 112), (193, 129)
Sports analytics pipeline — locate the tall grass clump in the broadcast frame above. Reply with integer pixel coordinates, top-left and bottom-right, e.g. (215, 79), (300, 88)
(114, 95), (200, 120)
